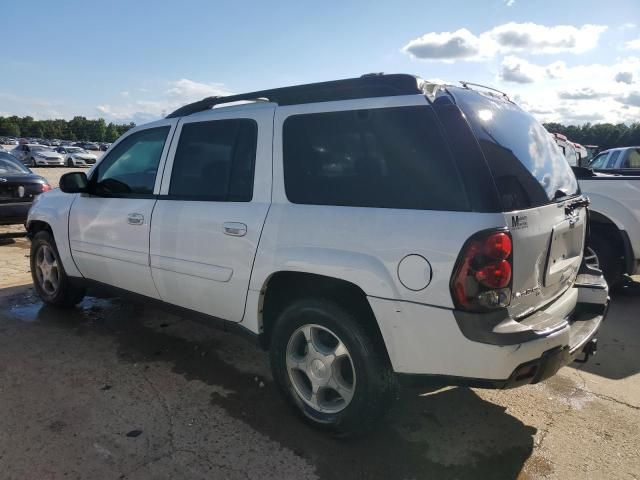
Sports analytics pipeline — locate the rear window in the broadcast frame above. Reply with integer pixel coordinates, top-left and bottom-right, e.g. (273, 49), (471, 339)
(622, 148), (640, 168)
(282, 106), (470, 211)
(452, 89), (579, 211)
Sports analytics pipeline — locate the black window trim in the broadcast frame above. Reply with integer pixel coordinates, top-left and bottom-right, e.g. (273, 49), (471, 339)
(87, 125), (172, 199)
(158, 117), (259, 203)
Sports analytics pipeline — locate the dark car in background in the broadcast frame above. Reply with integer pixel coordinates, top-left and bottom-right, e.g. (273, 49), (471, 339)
(0, 153), (52, 225)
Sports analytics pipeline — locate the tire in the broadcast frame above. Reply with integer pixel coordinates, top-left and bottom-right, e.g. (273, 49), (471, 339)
(587, 230), (622, 287)
(67, 157), (74, 167)
(29, 157), (36, 167)
(30, 230), (86, 308)
(269, 297), (395, 436)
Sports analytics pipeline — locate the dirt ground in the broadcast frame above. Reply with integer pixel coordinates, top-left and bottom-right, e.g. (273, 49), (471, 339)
(0, 167), (639, 479)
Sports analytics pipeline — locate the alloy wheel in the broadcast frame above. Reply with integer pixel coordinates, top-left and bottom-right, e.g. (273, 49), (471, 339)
(286, 324), (356, 414)
(35, 244), (60, 296)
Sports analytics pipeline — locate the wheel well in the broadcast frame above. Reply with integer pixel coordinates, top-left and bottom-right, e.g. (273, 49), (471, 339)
(588, 211), (631, 273)
(27, 220), (52, 238)
(260, 272), (391, 362)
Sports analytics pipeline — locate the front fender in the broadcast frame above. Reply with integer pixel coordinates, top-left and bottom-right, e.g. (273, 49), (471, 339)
(588, 192), (640, 260)
(27, 190), (82, 277)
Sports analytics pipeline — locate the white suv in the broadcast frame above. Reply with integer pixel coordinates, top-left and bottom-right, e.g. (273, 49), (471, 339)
(27, 74), (608, 435)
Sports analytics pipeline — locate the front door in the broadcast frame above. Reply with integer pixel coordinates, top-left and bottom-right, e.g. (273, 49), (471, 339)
(68, 121), (176, 298)
(150, 104), (274, 322)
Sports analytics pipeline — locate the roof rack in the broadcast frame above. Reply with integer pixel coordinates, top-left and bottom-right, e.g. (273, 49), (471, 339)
(166, 73), (424, 118)
(459, 81), (512, 101)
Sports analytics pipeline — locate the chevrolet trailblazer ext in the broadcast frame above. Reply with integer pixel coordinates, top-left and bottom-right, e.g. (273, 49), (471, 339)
(27, 74), (608, 435)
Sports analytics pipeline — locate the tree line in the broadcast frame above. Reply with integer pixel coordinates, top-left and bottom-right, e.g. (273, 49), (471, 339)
(0, 116), (135, 143)
(543, 122), (640, 151)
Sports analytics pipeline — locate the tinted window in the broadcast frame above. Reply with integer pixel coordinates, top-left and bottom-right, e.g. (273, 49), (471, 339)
(0, 156), (29, 174)
(93, 127), (169, 196)
(169, 119), (257, 201)
(283, 106), (469, 211)
(622, 148), (640, 168)
(589, 152), (608, 169)
(605, 151), (621, 169)
(452, 89), (579, 210)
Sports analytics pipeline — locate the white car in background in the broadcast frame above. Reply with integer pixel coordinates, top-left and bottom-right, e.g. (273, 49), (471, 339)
(12, 144), (65, 167)
(55, 146), (98, 167)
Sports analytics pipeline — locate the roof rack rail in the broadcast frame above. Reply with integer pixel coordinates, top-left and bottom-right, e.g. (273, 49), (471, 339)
(459, 81), (512, 101)
(166, 74), (424, 118)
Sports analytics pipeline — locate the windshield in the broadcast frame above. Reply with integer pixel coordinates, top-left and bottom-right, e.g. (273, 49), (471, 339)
(67, 147), (84, 153)
(450, 88), (579, 211)
(31, 146), (50, 152)
(0, 156), (30, 174)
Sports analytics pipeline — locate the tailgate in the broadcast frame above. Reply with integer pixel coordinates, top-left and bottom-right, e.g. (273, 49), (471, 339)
(506, 200), (587, 318)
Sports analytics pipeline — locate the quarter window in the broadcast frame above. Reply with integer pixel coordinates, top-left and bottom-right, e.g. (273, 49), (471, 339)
(622, 148), (640, 168)
(282, 106), (469, 211)
(168, 119), (258, 201)
(92, 127), (170, 196)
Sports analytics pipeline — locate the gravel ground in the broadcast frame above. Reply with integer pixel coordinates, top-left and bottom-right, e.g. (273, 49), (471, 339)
(0, 163), (639, 479)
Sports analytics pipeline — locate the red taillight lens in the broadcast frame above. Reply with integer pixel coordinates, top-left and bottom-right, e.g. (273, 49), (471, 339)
(483, 232), (512, 260)
(475, 260), (512, 288)
(40, 183), (52, 192)
(451, 230), (513, 311)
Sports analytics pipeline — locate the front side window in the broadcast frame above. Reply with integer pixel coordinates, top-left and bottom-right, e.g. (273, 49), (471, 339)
(92, 127), (169, 196)
(589, 153), (608, 169)
(168, 119), (257, 201)
(282, 106), (469, 211)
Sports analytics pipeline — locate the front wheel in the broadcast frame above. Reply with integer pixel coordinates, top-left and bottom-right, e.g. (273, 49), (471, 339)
(67, 157), (74, 167)
(30, 231), (86, 307)
(29, 157), (36, 167)
(269, 298), (395, 436)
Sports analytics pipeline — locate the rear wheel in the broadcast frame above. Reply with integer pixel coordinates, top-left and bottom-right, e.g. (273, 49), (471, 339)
(269, 298), (395, 436)
(67, 157), (74, 167)
(587, 231), (622, 287)
(30, 231), (85, 307)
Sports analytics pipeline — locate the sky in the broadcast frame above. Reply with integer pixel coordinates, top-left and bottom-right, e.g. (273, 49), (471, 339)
(1, 0), (640, 126)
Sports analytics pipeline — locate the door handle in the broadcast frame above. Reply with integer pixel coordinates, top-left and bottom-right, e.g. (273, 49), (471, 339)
(223, 222), (247, 237)
(127, 213), (144, 225)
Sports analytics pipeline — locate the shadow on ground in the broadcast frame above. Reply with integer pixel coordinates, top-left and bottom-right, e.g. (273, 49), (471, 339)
(568, 280), (640, 380)
(2, 290), (538, 479)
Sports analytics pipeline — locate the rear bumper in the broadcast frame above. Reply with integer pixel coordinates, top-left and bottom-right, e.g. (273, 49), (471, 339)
(369, 266), (609, 384)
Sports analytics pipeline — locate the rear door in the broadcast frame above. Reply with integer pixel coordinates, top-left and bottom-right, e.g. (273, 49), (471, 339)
(452, 88), (586, 318)
(68, 121), (176, 298)
(150, 103), (275, 322)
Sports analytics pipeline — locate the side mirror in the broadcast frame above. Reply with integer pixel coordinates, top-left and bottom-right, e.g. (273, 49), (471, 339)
(59, 171), (89, 193)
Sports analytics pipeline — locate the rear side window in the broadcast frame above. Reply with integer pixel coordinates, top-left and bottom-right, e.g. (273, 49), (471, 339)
(622, 148), (640, 168)
(282, 106), (469, 211)
(169, 119), (257, 201)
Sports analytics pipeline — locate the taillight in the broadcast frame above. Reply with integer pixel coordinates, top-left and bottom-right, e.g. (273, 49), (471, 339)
(451, 230), (513, 311)
(39, 183), (52, 193)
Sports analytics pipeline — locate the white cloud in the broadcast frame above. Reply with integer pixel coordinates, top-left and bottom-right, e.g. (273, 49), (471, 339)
(616, 91), (640, 107)
(615, 71), (634, 84)
(489, 23), (607, 54)
(403, 29), (482, 60)
(626, 39), (640, 50)
(120, 91), (130, 97)
(499, 56), (546, 83)
(505, 0), (515, 6)
(403, 22), (607, 61)
(95, 79), (234, 123)
(557, 88), (612, 100)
